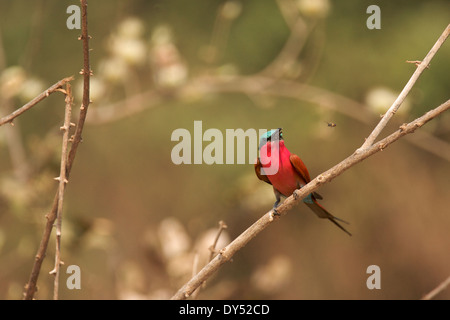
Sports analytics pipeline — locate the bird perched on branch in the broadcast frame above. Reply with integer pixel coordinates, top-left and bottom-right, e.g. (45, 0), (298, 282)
(255, 128), (351, 236)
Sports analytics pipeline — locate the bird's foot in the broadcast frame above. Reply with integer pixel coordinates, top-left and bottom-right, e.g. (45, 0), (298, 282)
(269, 208), (280, 221)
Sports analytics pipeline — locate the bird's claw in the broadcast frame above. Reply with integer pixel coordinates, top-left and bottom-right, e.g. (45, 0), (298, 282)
(269, 208), (280, 221)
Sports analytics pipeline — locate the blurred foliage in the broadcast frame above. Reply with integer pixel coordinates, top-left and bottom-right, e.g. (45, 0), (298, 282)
(0, 0), (449, 300)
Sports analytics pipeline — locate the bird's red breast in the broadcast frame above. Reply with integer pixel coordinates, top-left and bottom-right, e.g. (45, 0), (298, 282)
(259, 140), (309, 197)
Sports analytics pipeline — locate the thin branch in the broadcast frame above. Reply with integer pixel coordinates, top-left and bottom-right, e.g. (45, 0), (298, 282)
(23, 0), (91, 300)
(171, 98), (450, 300)
(191, 220), (228, 299)
(66, 0), (91, 176)
(359, 23), (450, 150)
(49, 83), (73, 300)
(208, 220), (228, 262)
(422, 276), (450, 300)
(0, 76), (74, 126)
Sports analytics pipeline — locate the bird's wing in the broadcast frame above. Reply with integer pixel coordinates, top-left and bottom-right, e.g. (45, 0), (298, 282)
(290, 154), (323, 198)
(289, 154), (311, 183)
(255, 158), (272, 185)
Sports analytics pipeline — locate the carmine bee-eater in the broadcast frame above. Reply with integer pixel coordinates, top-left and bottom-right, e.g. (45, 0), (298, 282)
(255, 128), (351, 236)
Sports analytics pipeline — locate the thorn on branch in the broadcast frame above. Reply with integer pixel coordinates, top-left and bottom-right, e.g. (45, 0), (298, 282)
(79, 68), (92, 76)
(55, 88), (67, 94)
(406, 60), (430, 68)
(399, 123), (408, 132)
(49, 260), (64, 275)
(53, 177), (69, 184)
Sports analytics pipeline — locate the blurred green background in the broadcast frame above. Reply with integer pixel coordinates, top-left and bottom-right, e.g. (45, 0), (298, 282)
(0, 0), (449, 300)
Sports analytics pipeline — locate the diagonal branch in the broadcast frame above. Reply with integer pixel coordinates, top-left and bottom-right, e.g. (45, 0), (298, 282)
(0, 76), (74, 126)
(359, 23), (450, 150)
(171, 98), (450, 299)
(422, 275), (450, 300)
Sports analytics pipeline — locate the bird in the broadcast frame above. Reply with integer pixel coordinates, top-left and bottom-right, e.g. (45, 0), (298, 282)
(255, 128), (351, 236)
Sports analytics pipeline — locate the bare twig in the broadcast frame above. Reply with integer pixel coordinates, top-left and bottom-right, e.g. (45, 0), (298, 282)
(0, 76), (74, 126)
(359, 23), (449, 150)
(49, 83), (73, 300)
(422, 275), (450, 300)
(66, 0), (91, 176)
(191, 220), (228, 299)
(23, 0), (91, 300)
(208, 220), (228, 262)
(171, 98), (450, 299)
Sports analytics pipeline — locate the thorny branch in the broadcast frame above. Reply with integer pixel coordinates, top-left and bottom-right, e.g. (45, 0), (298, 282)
(22, 0), (91, 300)
(359, 24), (449, 150)
(0, 76), (74, 126)
(49, 83), (73, 300)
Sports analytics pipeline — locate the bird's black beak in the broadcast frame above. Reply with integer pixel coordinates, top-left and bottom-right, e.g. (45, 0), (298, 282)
(277, 128), (283, 139)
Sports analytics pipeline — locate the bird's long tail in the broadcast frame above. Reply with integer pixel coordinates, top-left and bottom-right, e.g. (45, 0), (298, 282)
(304, 197), (352, 236)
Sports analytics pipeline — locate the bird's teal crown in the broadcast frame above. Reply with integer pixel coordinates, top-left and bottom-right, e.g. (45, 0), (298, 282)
(259, 128), (283, 149)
